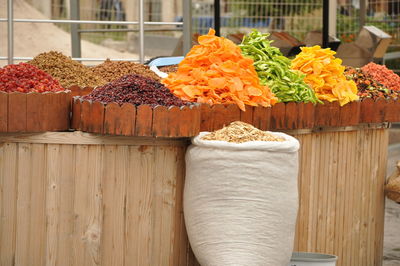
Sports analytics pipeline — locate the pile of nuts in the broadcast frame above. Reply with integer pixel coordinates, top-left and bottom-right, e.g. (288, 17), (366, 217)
(91, 59), (161, 82)
(29, 51), (106, 88)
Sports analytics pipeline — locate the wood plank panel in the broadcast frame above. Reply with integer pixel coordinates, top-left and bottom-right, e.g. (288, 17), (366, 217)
(14, 143), (33, 265)
(72, 145), (103, 266)
(57, 144), (75, 266)
(45, 144), (61, 266)
(101, 145), (126, 265)
(28, 144), (46, 265)
(153, 146), (179, 265)
(125, 145), (155, 266)
(0, 143), (18, 265)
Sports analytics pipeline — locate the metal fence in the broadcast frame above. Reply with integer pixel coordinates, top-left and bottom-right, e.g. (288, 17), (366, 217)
(1, 0), (191, 64)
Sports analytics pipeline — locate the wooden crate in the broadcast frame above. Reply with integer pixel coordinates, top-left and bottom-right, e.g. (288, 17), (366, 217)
(0, 126), (388, 266)
(0, 132), (197, 266)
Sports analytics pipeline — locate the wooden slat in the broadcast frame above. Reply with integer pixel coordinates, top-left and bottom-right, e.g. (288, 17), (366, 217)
(26, 93), (45, 132)
(53, 92), (71, 131)
(46, 93), (61, 131)
(88, 101), (105, 134)
(71, 98), (82, 131)
(81, 100), (92, 132)
(72, 145), (103, 266)
(0, 143), (18, 265)
(125, 145), (155, 266)
(14, 143), (32, 265)
(0, 92), (7, 132)
(285, 102), (298, 130)
(177, 106), (195, 137)
(166, 106), (181, 137)
(270, 102), (285, 130)
(119, 103), (136, 136)
(252, 107), (270, 130)
(152, 146), (174, 265)
(135, 105), (153, 136)
(103, 102), (120, 135)
(8, 93), (27, 132)
(45, 144), (61, 265)
(101, 145), (126, 265)
(211, 104), (240, 131)
(57, 145), (75, 266)
(199, 104), (213, 132)
(27, 144), (46, 265)
(239, 106), (254, 124)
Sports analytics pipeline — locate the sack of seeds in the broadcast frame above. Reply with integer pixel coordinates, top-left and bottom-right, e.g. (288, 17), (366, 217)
(184, 121), (300, 266)
(386, 161), (400, 204)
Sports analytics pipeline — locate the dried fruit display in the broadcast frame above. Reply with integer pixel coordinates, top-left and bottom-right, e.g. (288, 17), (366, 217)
(344, 66), (399, 100)
(361, 62), (400, 91)
(82, 74), (187, 107)
(291, 45), (359, 106)
(162, 29), (277, 111)
(240, 30), (318, 104)
(159, 65), (178, 74)
(0, 63), (64, 93)
(29, 51), (106, 88)
(202, 121), (285, 143)
(91, 59), (161, 82)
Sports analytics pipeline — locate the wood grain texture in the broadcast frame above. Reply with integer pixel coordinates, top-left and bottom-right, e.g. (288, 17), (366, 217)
(0, 129), (388, 266)
(0, 136), (190, 266)
(293, 129), (388, 266)
(8, 92), (27, 132)
(71, 98), (82, 131)
(135, 105), (153, 136)
(270, 102), (285, 130)
(0, 93), (7, 132)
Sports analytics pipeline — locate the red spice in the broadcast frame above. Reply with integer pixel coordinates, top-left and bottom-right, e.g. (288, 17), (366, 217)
(0, 63), (64, 93)
(361, 62), (400, 91)
(82, 74), (188, 107)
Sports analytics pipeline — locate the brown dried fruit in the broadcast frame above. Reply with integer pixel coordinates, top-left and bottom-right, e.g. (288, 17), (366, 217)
(29, 51), (106, 88)
(91, 59), (161, 82)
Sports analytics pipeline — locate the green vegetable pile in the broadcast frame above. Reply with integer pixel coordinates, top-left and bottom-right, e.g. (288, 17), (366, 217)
(239, 30), (319, 103)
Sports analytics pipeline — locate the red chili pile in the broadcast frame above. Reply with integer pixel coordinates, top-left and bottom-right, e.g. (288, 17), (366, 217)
(82, 74), (188, 107)
(0, 63), (64, 93)
(361, 62), (400, 91)
(345, 66), (399, 100)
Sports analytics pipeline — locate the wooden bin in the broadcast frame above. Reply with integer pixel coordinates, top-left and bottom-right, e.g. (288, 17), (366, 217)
(0, 91), (71, 133)
(0, 125), (389, 266)
(0, 132), (197, 266)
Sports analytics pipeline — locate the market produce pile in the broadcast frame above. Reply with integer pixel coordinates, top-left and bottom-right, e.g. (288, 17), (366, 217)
(91, 59), (161, 82)
(82, 74), (188, 107)
(0, 63), (64, 93)
(240, 30), (319, 104)
(162, 29), (277, 111)
(29, 51), (106, 88)
(344, 66), (399, 100)
(159, 65), (178, 74)
(361, 62), (400, 91)
(202, 121), (285, 143)
(291, 46), (359, 106)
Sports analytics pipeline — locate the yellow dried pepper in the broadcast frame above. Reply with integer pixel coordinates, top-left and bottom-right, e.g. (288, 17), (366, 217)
(291, 46), (358, 106)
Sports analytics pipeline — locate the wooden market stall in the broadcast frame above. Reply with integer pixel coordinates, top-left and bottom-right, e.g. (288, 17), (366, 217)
(0, 99), (392, 266)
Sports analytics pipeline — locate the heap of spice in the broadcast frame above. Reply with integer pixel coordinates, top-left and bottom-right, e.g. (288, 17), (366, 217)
(361, 62), (400, 91)
(159, 65), (178, 74)
(91, 59), (161, 82)
(0, 63), (64, 93)
(162, 29), (277, 111)
(82, 74), (187, 107)
(291, 45), (359, 106)
(202, 121), (285, 143)
(29, 51), (106, 88)
(344, 66), (399, 100)
(240, 30), (319, 104)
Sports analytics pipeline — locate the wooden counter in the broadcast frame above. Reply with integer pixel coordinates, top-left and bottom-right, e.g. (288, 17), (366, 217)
(0, 125), (389, 266)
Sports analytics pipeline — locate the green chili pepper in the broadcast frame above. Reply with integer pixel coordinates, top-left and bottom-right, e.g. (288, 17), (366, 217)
(239, 30), (320, 104)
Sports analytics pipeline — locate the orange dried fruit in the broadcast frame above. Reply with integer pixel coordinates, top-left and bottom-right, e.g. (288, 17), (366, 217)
(162, 28), (277, 111)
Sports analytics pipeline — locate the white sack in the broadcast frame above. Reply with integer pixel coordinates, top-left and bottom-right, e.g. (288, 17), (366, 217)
(184, 131), (300, 266)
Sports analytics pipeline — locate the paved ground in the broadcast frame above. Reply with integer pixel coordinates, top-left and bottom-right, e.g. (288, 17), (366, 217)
(383, 135), (400, 266)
